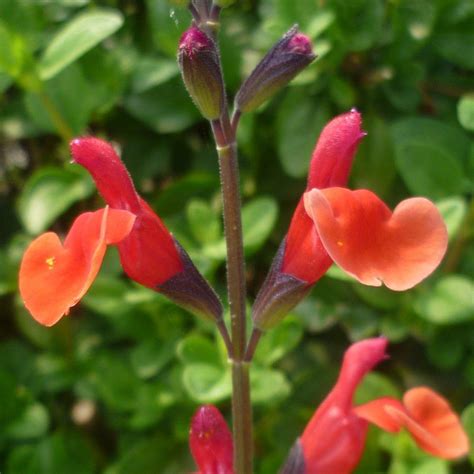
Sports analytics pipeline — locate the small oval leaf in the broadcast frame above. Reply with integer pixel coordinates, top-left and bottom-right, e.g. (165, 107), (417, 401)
(17, 167), (94, 234)
(39, 9), (124, 80)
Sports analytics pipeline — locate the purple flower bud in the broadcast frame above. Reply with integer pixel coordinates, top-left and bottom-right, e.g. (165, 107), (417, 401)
(235, 26), (316, 113)
(178, 26), (225, 120)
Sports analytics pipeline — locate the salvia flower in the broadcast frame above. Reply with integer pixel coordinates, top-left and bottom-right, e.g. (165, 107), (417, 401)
(281, 338), (469, 474)
(189, 405), (234, 474)
(252, 110), (364, 330)
(178, 26), (225, 120)
(234, 26), (316, 114)
(19, 207), (135, 326)
(252, 110), (448, 330)
(70, 137), (223, 322)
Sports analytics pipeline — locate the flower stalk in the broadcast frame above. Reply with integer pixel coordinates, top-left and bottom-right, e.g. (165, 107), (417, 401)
(211, 116), (254, 473)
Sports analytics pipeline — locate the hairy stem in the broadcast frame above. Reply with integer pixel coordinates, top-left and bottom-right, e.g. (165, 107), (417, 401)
(212, 118), (253, 473)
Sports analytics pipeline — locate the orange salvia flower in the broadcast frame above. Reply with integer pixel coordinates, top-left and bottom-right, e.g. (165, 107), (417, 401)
(283, 338), (470, 473)
(304, 188), (448, 290)
(19, 207), (135, 326)
(252, 110), (364, 329)
(355, 387), (470, 459)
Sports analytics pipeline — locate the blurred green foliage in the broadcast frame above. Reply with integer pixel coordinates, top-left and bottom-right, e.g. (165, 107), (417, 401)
(0, 0), (473, 472)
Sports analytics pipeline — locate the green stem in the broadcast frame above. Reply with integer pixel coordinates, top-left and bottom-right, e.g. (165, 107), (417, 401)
(37, 89), (74, 142)
(231, 361), (252, 473)
(211, 118), (253, 473)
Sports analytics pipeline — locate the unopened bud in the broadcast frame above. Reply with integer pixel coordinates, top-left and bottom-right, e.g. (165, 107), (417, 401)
(235, 26), (316, 113)
(189, 405), (234, 474)
(178, 26), (225, 120)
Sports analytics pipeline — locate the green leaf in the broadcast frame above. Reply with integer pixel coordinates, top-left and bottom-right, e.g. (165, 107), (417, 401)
(353, 284), (400, 311)
(427, 333), (464, 370)
(6, 402), (49, 440)
(277, 91), (331, 178)
(352, 115), (396, 198)
(461, 403), (474, 465)
(182, 363), (231, 403)
(91, 354), (141, 412)
(154, 173), (219, 216)
(242, 196), (278, 256)
(176, 334), (221, 366)
(250, 366), (291, 404)
(355, 372), (400, 405)
(104, 435), (171, 474)
(0, 368), (28, 427)
(24, 63), (97, 135)
(186, 199), (221, 245)
(330, 0), (385, 51)
(341, 306), (379, 340)
(146, 0), (188, 56)
(0, 22), (26, 78)
(458, 95), (474, 131)
(39, 9), (124, 80)
(392, 118), (470, 199)
(415, 275), (474, 325)
(131, 339), (176, 379)
(124, 78), (200, 134)
(203, 196), (278, 259)
(6, 430), (95, 474)
(131, 57), (179, 93)
(434, 31), (474, 70)
(17, 166), (94, 234)
(436, 196), (468, 240)
(254, 317), (303, 366)
(0, 70), (12, 93)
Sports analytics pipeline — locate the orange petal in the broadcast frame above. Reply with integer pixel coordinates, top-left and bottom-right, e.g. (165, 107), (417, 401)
(398, 387), (470, 459)
(303, 188), (448, 291)
(355, 388), (470, 459)
(19, 208), (135, 326)
(354, 397), (405, 433)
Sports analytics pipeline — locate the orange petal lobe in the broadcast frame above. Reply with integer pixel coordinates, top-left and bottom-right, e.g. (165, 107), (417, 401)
(19, 208), (135, 326)
(355, 388), (470, 459)
(400, 387), (470, 459)
(304, 188), (448, 290)
(354, 397), (405, 433)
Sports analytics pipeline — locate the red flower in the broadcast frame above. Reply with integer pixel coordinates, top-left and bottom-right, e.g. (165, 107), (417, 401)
(289, 338), (470, 474)
(19, 207), (135, 326)
(70, 137), (183, 287)
(252, 110), (365, 329)
(70, 137), (222, 321)
(282, 109), (365, 283)
(252, 110), (448, 329)
(189, 405), (234, 474)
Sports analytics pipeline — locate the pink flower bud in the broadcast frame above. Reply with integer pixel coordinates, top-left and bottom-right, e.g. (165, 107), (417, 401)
(178, 26), (225, 120)
(189, 405), (234, 474)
